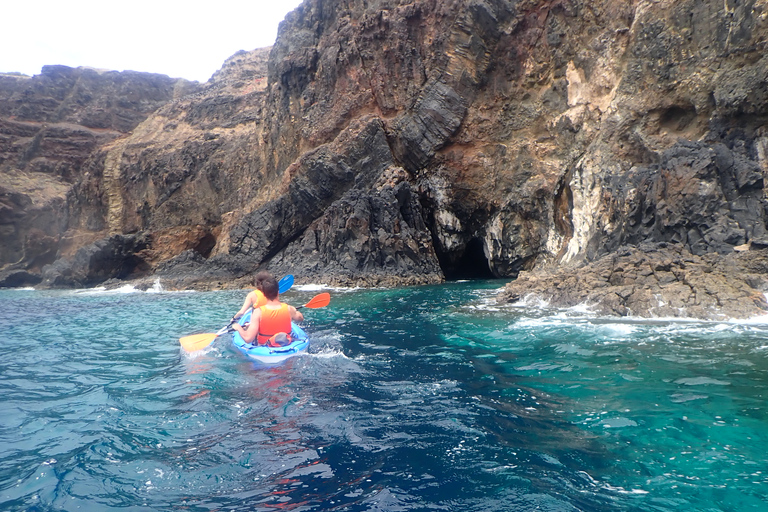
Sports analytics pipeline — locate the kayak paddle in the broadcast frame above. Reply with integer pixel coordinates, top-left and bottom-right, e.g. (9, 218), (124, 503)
(278, 274), (294, 294)
(296, 292), (330, 309)
(179, 292), (330, 352)
(179, 322), (233, 352)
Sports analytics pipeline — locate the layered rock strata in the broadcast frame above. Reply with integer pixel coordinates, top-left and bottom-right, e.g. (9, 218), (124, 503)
(0, 65), (200, 286)
(1, 0), (768, 320)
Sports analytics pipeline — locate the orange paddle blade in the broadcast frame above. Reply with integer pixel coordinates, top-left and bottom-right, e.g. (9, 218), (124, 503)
(302, 292), (330, 309)
(179, 332), (218, 352)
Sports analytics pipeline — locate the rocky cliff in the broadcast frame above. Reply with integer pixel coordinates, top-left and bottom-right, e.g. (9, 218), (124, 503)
(2, 0), (768, 318)
(0, 65), (200, 286)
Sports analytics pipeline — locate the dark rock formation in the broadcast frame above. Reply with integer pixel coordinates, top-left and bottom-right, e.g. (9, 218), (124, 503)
(498, 242), (768, 319)
(0, 65), (201, 278)
(40, 233), (150, 288)
(2, 0), (768, 320)
(266, 165), (441, 286)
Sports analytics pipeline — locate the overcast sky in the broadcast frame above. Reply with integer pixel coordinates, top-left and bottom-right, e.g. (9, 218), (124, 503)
(1, 0), (304, 82)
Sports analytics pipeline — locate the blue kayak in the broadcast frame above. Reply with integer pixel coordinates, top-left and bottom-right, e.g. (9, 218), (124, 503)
(232, 310), (309, 364)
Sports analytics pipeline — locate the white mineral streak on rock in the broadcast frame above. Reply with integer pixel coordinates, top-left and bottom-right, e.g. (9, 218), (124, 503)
(566, 55), (620, 114)
(758, 137), (768, 204)
(435, 210), (463, 251)
(423, 174), (465, 251)
(484, 213), (504, 273)
(566, 62), (590, 109)
(562, 158), (603, 264)
(757, 137), (768, 174)
(554, 50), (628, 263)
(545, 224), (564, 258)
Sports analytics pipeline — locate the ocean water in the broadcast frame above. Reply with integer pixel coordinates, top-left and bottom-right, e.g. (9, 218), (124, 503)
(1, 280), (767, 511)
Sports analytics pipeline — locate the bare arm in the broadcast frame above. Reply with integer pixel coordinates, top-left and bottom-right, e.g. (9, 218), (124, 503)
(234, 291), (257, 319)
(232, 309), (261, 344)
(288, 305), (304, 323)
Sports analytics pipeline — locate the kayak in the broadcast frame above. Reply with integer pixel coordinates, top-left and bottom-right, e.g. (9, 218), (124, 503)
(232, 310), (310, 364)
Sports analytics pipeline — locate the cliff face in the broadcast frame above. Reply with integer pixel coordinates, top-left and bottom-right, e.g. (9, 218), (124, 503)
(2, 0), (768, 303)
(0, 66), (200, 286)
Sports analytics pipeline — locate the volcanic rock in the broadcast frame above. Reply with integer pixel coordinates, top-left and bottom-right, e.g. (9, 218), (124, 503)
(498, 243), (768, 320)
(40, 233), (150, 288)
(0, 65), (200, 275)
(2, 0), (768, 323)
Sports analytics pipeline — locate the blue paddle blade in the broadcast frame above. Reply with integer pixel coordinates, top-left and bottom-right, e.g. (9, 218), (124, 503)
(278, 274), (294, 294)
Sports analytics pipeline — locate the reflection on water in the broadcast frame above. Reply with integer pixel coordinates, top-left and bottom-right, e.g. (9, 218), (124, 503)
(0, 283), (767, 511)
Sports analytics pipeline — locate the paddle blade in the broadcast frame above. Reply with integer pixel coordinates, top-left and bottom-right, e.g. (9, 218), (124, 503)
(278, 274), (294, 294)
(302, 292), (330, 309)
(179, 332), (218, 352)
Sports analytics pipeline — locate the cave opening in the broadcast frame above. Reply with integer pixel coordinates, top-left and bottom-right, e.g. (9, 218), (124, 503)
(194, 232), (217, 259)
(441, 238), (495, 280)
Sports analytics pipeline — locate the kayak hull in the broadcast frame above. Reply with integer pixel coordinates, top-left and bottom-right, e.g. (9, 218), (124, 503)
(232, 311), (309, 364)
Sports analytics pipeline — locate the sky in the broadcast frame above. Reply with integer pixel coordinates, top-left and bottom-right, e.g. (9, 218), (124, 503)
(1, 0), (304, 82)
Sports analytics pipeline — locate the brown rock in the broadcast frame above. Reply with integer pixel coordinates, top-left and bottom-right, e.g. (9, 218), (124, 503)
(2, 0), (768, 316)
(499, 243), (768, 320)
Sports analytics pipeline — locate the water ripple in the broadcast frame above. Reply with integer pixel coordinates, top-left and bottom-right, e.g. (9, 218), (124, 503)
(2, 284), (768, 510)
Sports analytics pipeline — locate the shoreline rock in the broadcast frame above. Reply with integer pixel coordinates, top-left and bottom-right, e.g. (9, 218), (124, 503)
(497, 243), (768, 320)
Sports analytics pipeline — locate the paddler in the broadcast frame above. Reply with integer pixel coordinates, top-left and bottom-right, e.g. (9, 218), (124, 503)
(231, 271), (271, 323)
(231, 276), (304, 346)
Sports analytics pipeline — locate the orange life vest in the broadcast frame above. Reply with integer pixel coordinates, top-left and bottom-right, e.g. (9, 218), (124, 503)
(257, 303), (291, 344)
(252, 289), (267, 308)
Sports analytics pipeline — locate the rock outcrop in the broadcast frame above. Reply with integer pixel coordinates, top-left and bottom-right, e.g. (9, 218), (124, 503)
(499, 242), (768, 319)
(40, 233), (150, 288)
(2, 0), (768, 320)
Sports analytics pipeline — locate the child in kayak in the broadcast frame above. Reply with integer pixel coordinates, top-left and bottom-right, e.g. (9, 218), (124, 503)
(231, 276), (304, 346)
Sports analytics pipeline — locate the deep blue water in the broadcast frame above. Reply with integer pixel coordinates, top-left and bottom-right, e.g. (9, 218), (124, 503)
(1, 280), (767, 511)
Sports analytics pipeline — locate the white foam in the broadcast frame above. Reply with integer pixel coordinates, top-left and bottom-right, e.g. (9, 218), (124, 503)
(502, 294), (768, 334)
(600, 323), (638, 336)
(513, 317), (569, 329)
(72, 279), (194, 295)
(145, 279), (165, 293)
(293, 283), (367, 293)
(293, 283), (329, 292)
(310, 348), (349, 359)
(506, 293), (550, 309)
(739, 313), (768, 325)
(73, 284), (139, 295)
(566, 302), (598, 314)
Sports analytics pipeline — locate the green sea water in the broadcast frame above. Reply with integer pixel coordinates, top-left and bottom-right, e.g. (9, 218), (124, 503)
(1, 280), (767, 511)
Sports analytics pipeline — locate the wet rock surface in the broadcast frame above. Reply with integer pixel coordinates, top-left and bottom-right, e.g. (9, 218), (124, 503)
(498, 243), (768, 320)
(40, 233), (150, 288)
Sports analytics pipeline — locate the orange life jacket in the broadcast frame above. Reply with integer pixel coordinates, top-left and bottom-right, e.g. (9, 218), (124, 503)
(257, 303), (291, 344)
(252, 289), (267, 308)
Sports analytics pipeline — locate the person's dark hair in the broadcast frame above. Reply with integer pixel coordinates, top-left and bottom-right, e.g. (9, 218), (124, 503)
(253, 271), (272, 290)
(261, 277), (279, 300)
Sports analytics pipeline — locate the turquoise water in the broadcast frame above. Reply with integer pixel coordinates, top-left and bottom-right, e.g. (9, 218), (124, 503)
(1, 280), (767, 511)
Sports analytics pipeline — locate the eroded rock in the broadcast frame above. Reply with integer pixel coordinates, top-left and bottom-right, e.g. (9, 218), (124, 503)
(498, 243), (768, 320)
(2, 0), (768, 323)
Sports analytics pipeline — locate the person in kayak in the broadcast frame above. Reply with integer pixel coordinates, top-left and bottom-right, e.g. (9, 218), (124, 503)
(231, 276), (304, 346)
(232, 271), (271, 322)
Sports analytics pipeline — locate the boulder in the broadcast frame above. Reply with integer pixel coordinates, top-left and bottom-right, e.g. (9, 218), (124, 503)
(40, 233), (149, 288)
